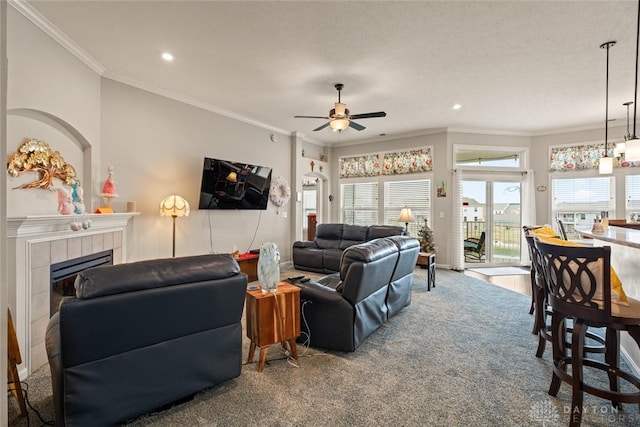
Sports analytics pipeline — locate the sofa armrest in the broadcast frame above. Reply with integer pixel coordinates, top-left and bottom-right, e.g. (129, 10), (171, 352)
(299, 281), (345, 305)
(293, 240), (318, 249)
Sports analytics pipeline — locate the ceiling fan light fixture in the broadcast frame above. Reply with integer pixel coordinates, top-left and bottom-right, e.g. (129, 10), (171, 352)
(334, 102), (347, 116)
(330, 118), (350, 132)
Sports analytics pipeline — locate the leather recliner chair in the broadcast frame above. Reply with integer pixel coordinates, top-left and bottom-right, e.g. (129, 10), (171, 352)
(297, 236), (419, 352)
(45, 254), (247, 426)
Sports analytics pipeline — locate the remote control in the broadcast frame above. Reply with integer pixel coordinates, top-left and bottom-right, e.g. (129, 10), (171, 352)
(288, 275), (305, 281)
(299, 277), (311, 283)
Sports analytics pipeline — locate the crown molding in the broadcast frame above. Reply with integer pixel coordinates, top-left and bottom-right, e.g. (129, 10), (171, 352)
(9, 0), (105, 75)
(103, 71), (292, 137)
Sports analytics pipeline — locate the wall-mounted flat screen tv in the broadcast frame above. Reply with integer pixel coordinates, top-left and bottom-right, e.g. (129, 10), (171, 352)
(198, 157), (272, 210)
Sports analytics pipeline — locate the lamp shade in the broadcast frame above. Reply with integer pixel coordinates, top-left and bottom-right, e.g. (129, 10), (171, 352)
(599, 156), (613, 174)
(226, 171), (238, 182)
(398, 207), (414, 223)
(626, 138), (640, 162)
(160, 195), (190, 217)
(330, 118), (350, 131)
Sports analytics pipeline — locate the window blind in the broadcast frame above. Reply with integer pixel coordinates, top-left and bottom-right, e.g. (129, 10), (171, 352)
(341, 182), (379, 225)
(551, 176), (615, 234)
(383, 179), (431, 236)
(626, 175), (640, 219)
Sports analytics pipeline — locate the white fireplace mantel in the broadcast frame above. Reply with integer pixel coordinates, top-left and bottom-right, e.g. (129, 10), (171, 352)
(7, 212), (139, 378)
(7, 212), (139, 238)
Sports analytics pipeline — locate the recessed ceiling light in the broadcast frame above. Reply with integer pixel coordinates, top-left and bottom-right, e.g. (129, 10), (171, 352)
(452, 104), (462, 110)
(161, 52), (174, 62)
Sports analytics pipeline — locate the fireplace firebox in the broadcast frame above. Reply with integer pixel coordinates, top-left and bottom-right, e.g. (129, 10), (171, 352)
(50, 249), (113, 316)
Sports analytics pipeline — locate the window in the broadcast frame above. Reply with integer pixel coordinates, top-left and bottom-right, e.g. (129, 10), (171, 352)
(341, 182), (378, 225)
(626, 175), (640, 221)
(551, 176), (615, 238)
(384, 179), (431, 236)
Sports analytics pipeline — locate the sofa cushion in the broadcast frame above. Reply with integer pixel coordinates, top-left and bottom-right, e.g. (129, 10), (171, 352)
(315, 223), (344, 249)
(323, 249), (344, 273)
(367, 225), (405, 240)
(340, 224), (368, 249)
(75, 254), (240, 299)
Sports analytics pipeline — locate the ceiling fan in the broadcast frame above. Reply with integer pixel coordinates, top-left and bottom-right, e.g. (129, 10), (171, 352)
(294, 83), (386, 132)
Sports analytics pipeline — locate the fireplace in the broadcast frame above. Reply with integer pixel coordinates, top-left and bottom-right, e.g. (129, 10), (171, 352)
(7, 213), (138, 377)
(50, 250), (113, 316)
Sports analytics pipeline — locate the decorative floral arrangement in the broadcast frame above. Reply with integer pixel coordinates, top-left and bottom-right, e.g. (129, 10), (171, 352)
(269, 177), (291, 207)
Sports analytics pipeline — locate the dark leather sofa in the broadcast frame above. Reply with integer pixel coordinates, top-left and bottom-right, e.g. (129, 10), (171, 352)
(293, 223), (405, 273)
(297, 235), (419, 352)
(45, 254), (247, 426)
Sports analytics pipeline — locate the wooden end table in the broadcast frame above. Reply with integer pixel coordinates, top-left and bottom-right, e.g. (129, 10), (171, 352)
(417, 252), (436, 291)
(235, 253), (259, 282)
(245, 282), (301, 372)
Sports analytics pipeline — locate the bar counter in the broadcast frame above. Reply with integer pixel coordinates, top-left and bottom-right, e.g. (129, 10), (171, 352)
(575, 225), (640, 373)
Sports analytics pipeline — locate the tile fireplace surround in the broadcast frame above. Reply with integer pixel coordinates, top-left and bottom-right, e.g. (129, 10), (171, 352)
(7, 213), (138, 378)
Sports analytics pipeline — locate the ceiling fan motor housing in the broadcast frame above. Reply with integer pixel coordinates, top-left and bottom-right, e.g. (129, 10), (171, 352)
(331, 103), (349, 119)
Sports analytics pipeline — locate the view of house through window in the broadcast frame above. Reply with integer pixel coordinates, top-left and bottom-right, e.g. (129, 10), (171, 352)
(551, 176), (615, 239)
(462, 179), (522, 264)
(626, 175), (640, 222)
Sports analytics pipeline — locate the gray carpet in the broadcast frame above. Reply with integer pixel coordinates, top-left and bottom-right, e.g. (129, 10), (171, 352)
(8, 267), (640, 426)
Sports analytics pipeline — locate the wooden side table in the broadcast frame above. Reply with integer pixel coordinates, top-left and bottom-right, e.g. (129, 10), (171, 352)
(235, 253), (259, 282)
(417, 252), (436, 291)
(245, 283), (301, 372)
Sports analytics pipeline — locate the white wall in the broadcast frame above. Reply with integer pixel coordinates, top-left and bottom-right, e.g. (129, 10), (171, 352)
(6, 8), (101, 215)
(100, 78), (293, 262)
(1, 0), (8, 423)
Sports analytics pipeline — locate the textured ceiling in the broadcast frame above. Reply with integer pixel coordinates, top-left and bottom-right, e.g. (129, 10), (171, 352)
(24, 0), (640, 145)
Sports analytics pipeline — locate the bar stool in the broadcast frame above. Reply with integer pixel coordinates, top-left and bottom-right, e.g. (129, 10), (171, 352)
(524, 228), (605, 358)
(535, 240), (640, 427)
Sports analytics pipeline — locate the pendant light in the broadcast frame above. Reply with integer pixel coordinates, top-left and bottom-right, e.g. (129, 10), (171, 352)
(625, 0), (640, 162)
(615, 101), (633, 157)
(599, 41), (615, 175)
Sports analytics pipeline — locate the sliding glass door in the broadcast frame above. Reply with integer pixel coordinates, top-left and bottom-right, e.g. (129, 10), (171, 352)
(462, 178), (522, 265)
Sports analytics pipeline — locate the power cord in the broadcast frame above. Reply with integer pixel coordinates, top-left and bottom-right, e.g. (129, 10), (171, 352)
(208, 210), (215, 254)
(245, 210), (262, 253)
(7, 380), (55, 426)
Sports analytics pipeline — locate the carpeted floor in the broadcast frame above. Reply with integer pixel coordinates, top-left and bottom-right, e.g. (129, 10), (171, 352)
(8, 267), (640, 426)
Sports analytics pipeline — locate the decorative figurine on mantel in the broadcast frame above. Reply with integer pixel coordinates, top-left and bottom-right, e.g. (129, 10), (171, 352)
(96, 166), (118, 213)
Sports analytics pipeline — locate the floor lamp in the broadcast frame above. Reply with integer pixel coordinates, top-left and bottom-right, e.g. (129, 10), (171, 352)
(160, 194), (190, 257)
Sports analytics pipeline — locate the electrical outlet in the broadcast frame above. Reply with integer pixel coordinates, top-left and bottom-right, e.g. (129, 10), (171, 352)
(439, 211), (445, 219)
(282, 211), (287, 218)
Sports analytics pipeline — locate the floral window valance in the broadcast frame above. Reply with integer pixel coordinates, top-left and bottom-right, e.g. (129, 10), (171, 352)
(339, 154), (380, 178)
(340, 148), (433, 178)
(549, 143), (639, 172)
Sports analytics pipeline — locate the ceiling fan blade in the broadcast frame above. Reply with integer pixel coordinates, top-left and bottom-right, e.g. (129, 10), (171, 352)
(313, 122), (331, 131)
(349, 111), (387, 120)
(349, 121), (366, 131)
(295, 115), (329, 119)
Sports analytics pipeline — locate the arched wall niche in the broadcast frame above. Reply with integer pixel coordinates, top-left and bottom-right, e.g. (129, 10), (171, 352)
(302, 170), (328, 237)
(7, 108), (96, 216)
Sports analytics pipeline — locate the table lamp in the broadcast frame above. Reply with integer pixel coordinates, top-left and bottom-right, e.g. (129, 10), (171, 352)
(398, 206), (414, 236)
(160, 194), (190, 257)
